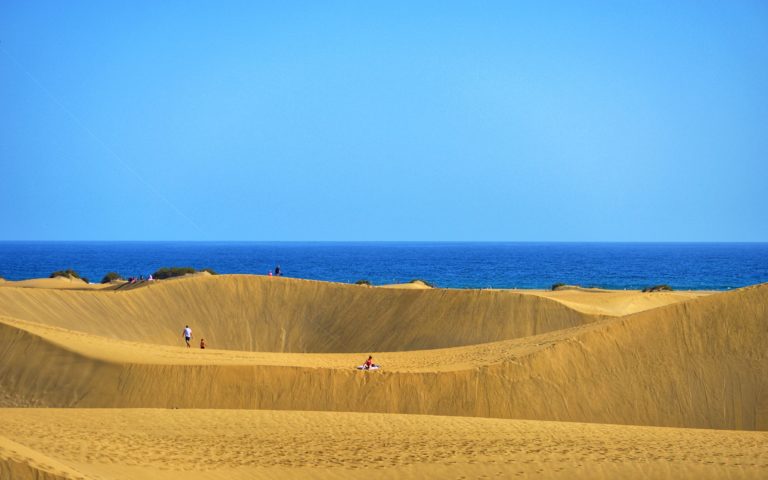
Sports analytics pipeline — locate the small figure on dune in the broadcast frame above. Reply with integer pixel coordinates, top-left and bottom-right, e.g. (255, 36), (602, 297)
(358, 355), (379, 370)
(183, 325), (192, 348)
(275, 265), (281, 276)
(356, 357), (375, 370)
(200, 338), (206, 349)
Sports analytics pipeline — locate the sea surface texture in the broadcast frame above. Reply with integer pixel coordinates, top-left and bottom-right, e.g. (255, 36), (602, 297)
(0, 242), (766, 290)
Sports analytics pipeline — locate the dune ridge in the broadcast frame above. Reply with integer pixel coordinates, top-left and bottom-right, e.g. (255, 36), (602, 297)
(0, 435), (87, 480)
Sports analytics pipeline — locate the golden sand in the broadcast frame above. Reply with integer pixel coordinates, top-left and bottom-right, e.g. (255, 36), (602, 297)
(0, 275), (766, 479)
(0, 276), (110, 290)
(2, 409), (766, 480)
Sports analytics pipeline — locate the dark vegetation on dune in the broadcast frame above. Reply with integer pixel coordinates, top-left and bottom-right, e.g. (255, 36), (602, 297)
(643, 284), (674, 292)
(101, 272), (123, 284)
(152, 267), (217, 280)
(50, 269), (88, 284)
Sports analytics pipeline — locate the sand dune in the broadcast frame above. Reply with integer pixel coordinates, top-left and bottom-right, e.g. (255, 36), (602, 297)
(0, 276), (109, 290)
(378, 279), (433, 289)
(0, 276), (765, 428)
(0, 275), (607, 352)
(517, 287), (715, 316)
(0, 274), (766, 478)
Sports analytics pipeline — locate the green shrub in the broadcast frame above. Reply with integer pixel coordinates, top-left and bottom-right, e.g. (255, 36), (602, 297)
(355, 279), (371, 286)
(642, 284), (673, 292)
(152, 267), (197, 280)
(551, 282), (566, 291)
(50, 269), (84, 280)
(101, 272), (123, 284)
(50, 269), (88, 283)
(151, 267), (218, 279)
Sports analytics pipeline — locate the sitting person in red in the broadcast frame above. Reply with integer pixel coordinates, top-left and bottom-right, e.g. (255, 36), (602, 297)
(363, 355), (373, 370)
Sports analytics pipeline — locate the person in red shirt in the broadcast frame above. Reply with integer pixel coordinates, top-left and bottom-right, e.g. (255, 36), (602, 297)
(363, 355), (373, 369)
(200, 338), (206, 349)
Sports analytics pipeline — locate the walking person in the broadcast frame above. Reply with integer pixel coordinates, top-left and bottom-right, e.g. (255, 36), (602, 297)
(182, 325), (192, 348)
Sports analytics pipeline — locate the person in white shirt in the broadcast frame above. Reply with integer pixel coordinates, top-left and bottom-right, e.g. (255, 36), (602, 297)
(182, 325), (192, 348)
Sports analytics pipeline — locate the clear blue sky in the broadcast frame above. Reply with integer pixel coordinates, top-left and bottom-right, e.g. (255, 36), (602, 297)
(1, 1), (766, 241)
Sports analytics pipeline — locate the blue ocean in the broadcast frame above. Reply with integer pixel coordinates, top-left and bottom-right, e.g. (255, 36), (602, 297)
(0, 242), (766, 290)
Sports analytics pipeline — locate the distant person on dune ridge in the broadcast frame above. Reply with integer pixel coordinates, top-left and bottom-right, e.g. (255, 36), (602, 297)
(182, 325), (192, 348)
(200, 338), (206, 349)
(274, 265), (281, 276)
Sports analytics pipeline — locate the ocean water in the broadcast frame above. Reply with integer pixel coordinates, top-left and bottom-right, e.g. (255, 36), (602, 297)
(0, 242), (766, 290)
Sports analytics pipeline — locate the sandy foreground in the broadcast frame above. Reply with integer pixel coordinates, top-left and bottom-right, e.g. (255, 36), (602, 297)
(0, 275), (766, 479)
(1, 409), (766, 480)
